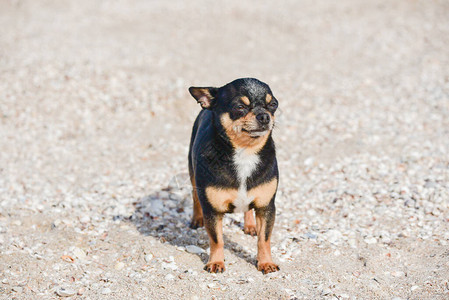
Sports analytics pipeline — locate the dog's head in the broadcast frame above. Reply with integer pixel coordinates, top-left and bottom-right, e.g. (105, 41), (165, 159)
(189, 78), (278, 148)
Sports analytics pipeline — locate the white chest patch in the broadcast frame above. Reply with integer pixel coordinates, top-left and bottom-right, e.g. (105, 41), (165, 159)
(233, 148), (259, 212)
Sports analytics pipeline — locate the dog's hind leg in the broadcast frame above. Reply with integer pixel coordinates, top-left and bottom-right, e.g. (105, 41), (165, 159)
(243, 209), (257, 236)
(189, 176), (204, 229)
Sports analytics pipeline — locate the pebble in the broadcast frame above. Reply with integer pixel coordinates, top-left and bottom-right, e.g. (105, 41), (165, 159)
(304, 157), (315, 167)
(391, 271), (406, 278)
(348, 239), (357, 248)
(325, 230), (342, 244)
(101, 288), (112, 295)
(185, 245), (205, 254)
(305, 232), (317, 239)
(321, 288), (332, 296)
(364, 237), (377, 244)
(144, 254), (153, 263)
(165, 274), (175, 281)
(411, 285), (419, 291)
(162, 261), (178, 270)
(12, 220), (22, 226)
(72, 247), (86, 260)
(208, 283), (218, 289)
(56, 287), (76, 297)
(381, 237), (392, 244)
(80, 215), (91, 224)
(114, 262), (125, 270)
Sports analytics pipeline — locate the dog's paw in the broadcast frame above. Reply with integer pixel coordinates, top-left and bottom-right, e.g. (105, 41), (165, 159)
(243, 224), (257, 236)
(189, 217), (204, 229)
(204, 261), (225, 273)
(257, 262), (280, 274)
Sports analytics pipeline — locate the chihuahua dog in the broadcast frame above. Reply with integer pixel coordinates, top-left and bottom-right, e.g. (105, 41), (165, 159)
(188, 78), (279, 274)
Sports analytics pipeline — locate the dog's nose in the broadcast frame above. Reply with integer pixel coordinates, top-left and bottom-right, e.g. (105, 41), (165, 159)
(256, 113), (270, 125)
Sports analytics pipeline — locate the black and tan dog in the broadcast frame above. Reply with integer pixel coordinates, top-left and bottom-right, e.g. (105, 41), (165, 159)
(187, 78), (280, 274)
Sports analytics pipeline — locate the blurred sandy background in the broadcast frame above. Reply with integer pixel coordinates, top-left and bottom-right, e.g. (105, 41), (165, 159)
(1, 0), (449, 299)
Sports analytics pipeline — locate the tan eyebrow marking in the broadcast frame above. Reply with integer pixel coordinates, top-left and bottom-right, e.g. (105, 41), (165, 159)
(241, 96), (250, 105)
(265, 94), (272, 104)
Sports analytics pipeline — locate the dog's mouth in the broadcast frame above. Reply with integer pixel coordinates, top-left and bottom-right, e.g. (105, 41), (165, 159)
(242, 127), (270, 138)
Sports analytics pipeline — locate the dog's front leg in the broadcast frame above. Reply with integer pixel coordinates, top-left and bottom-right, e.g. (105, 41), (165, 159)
(203, 213), (225, 273)
(255, 199), (279, 274)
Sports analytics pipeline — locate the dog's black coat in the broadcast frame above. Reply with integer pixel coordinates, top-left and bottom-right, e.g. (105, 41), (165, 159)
(189, 78), (278, 220)
(187, 78), (280, 273)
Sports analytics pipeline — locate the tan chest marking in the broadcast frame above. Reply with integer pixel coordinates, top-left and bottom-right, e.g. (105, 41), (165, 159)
(206, 187), (238, 213)
(205, 177), (278, 213)
(248, 178), (278, 208)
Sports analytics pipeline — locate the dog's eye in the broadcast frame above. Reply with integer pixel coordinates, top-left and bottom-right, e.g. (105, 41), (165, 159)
(237, 104), (246, 110)
(269, 101), (278, 109)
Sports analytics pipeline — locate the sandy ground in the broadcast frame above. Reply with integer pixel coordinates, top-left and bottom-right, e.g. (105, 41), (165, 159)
(1, 0), (449, 299)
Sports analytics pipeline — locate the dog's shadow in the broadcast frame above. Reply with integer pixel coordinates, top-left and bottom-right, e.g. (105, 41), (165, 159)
(124, 172), (257, 267)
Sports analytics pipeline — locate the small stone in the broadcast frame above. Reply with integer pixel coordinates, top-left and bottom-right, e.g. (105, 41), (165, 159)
(411, 285), (419, 291)
(77, 287), (85, 295)
(80, 215), (90, 224)
(56, 287), (76, 297)
(101, 288), (112, 295)
(161, 261), (178, 270)
(72, 247), (86, 259)
(208, 283), (218, 289)
(304, 157), (315, 166)
(325, 229), (342, 244)
(391, 271), (405, 277)
(186, 245), (205, 254)
(12, 286), (23, 293)
(114, 262), (125, 270)
(364, 237), (377, 244)
(381, 237), (392, 244)
(321, 288), (332, 296)
(348, 239), (357, 248)
(12, 220), (22, 226)
(424, 181), (437, 189)
(165, 274), (175, 281)
(159, 191), (170, 199)
(144, 254), (153, 263)
(305, 232), (317, 239)
(307, 209), (317, 216)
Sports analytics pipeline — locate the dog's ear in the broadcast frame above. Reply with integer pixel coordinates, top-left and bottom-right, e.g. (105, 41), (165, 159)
(188, 87), (219, 109)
